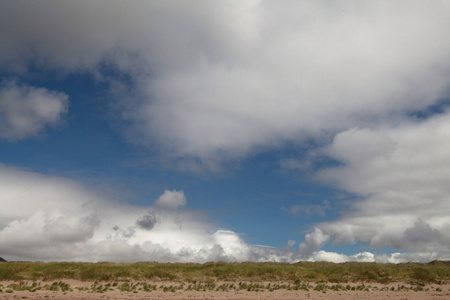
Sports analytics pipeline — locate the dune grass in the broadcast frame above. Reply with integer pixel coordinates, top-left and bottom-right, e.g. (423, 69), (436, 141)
(0, 260), (449, 286)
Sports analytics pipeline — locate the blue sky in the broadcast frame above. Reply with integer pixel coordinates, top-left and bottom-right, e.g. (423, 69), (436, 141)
(1, 1), (450, 263)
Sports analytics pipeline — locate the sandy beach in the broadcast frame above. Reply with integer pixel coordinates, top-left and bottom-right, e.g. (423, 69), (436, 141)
(1, 280), (449, 300)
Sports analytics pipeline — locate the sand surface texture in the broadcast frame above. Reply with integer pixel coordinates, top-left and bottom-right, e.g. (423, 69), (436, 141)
(1, 280), (449, 300)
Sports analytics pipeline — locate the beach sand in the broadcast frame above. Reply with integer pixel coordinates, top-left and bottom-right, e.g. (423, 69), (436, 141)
(1, 280), (449, 300)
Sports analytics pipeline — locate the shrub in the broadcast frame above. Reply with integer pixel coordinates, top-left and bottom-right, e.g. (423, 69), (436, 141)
(411, 268), (435, 283)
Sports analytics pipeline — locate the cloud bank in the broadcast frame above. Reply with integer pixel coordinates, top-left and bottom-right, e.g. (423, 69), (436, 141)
(0, 164), (396, 263)
(0, 164), (253, 262)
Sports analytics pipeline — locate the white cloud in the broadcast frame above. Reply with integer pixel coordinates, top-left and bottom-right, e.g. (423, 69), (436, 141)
(0, 164), (210, 261)
(212, 230), (251, 262)
(155, 190), (187, 209)
(307, 251), (377, 263)
(119, 0), (450, 170)
(2, 1), (450, 170)
(286, 240), (296, 250)
(0, 163), (401, 263)
(0, 81), (68, 140)
(307, 111), (450, 262)
(0, 164), (266, 262)
(298, 228), (330, 258)
(309, 251), (354, 263)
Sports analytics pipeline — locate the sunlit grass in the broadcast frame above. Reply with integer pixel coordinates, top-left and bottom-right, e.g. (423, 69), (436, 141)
(0, 260), (449, 288)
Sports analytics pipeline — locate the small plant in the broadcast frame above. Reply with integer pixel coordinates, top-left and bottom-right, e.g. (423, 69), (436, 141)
(143, 282), (151, 292)
(314, 284), (327, 291)
(59, 282), (71, 292)
(413, 285), (423, 291)
(216, 283), (229, 291)
(120, 282), (131, 292)
(49, 282), (59, 291)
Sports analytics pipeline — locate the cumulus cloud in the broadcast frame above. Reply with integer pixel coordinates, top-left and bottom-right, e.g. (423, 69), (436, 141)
(127, 0), (450, 170)
(155, 190), (187, 209)
(2, 1), (450, 170)
(286, 240), (296, 250)
(305, 111), (450, 262)
(0, 80), (68, 141)
(298, 228), (330, 258)
(306, 251), (377, 263)
(0, 163), (390, 263)
(0, 164), (213, 261)
(0, 164), (258, 262)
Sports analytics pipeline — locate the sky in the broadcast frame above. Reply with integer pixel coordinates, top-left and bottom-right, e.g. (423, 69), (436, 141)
(1, 0), (450, 263)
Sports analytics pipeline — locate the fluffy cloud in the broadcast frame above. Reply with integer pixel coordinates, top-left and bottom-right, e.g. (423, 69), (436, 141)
(298, 228), (330, 258)
(307, 111), (450, 262)
(0, 164), (251, 262)
(0, 81), (68, 141)
(155, 190), (187, 209)
(127, 0), (450, 170)
(0, 164), (387, 263)
(2, 1), (450, 170)
(0, 165), (196, 261)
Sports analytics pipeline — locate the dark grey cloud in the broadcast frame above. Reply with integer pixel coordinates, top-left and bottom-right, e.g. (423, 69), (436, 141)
(402, 219), (444, 252)
(136, 213), (158, 230)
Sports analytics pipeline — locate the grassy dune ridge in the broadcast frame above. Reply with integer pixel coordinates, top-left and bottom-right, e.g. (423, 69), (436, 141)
(1, 261), (449, 286)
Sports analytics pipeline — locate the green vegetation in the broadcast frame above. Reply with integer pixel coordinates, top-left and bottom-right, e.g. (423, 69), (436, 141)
(0, 280), (447, 295)
(0, 260), (449, 295)
(0, 281), (72, 293)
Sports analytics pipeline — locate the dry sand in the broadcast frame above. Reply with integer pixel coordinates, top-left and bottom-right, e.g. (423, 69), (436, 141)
(1, 280), (449, 300)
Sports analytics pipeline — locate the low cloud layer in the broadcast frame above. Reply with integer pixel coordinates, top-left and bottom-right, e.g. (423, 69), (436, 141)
(0, 164), (408, 263)
(0, 164), (250, 262)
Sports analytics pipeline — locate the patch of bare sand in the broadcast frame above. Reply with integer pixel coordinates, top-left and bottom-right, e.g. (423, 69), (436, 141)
(1, 280), (449, 300)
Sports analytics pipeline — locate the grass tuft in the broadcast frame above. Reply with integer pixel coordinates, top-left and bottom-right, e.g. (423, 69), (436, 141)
(0, 260), (448, 288)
